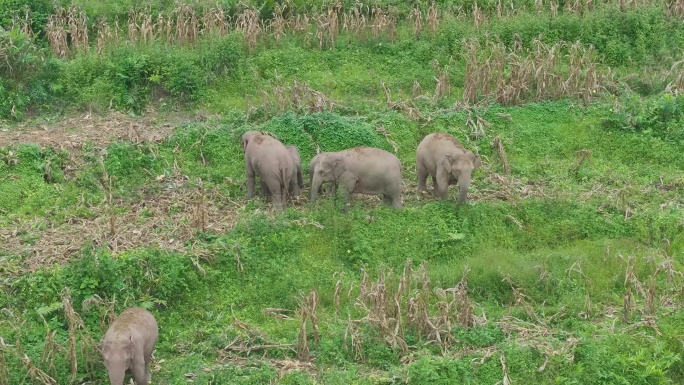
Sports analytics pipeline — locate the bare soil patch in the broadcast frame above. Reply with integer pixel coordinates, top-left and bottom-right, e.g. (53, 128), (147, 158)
(0, 111), (194, 151)
(1, 177), (241, 272)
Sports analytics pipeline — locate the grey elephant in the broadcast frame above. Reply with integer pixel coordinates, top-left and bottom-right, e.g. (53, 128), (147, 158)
(286, 145), (304, 197)
(242, 130), (294, 211)
(311, 147), (403, 208)
(102, 307), (159, 385)
(416, 132), (481, 204)
(309, 152), (337, 195)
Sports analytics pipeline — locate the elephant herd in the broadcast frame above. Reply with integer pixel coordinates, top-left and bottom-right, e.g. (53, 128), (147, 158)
(243, 130), (482, 210)
(100, 131), (481, 385)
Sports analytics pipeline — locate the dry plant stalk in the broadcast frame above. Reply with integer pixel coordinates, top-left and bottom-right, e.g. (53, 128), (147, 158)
(95, 18), (113, 56)
(381, 82), (422, 119)
(46, 11), (68, 58)
(202, 5), (230, 37)
(315, 3), (341, 49)
(98, 157), (116, 236)
(426, 2), (440, 32)
(0, 338), (10, 385)
(296, 290), (320, 361)
(343, 1), (368, 38)
(346, 260), (476, 356)
(67, 7), (89, 52)
(432, 60), (451, 101)
(62, 288), (84, 382)
(39, 328), (59, 376)
(21, 353), (57, 385)
(235, 5), (262, 51)
(268, 3), (289, 42)
(462, 36), (608, 106)
(409, 5), (423, 34)
(492, 136), (510, 174)
(193, 178), (206, 232)
(11, 9), (34, 39)
(82, 294), (118, 333)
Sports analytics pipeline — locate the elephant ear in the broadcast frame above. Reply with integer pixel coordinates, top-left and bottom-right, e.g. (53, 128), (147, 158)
(472, 153), (482, 168)
(331, 158), (346, 179)
(441, 154), (453, 174)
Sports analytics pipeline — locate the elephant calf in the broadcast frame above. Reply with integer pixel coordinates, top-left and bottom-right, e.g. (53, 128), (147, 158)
(102, 307), (158, 385)
(311, 147), (402, 209)
(416, 132), (481, 204)
(286, 145), (304, 197)
(242, 131), (294, 211)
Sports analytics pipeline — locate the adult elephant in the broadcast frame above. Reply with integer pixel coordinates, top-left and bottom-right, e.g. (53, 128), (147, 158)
(308, 152), (337, 196)
(242, 131), (294, 211)
(416, 132), (481, 204)
(310, 147), (402, 209)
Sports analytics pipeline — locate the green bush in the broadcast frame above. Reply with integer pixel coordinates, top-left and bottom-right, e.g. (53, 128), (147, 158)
(603, 92), (684, 144)
(0, 27), (60, 119)
(0, 0), (53, 38)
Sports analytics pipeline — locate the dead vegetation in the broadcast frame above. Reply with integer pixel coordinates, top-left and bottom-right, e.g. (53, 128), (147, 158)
(463, 36), (613, 106)
(261, 76), (337, 113)
(0, 111), (187, 153)
(0, 175), (240, 272)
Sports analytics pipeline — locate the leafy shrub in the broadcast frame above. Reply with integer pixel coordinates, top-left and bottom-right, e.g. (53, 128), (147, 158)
(195, 32), (246, 78)
(407, 355), (473, 385)
(603, 92), (684, 144)
(0, 26), (60, 119)
(0, 0), (53, 37)
(104, 141), (158, 181)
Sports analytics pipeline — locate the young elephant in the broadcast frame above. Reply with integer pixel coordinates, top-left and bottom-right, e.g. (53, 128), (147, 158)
(242, 131), (294, 211)
(286, 145), (304, 197)
(416, 132), (481, 204)
(102, 307), (159, 385)
(311, 147), (402, 208)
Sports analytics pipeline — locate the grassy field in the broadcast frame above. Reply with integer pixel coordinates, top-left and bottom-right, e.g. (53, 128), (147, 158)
(1, 1), (684, 384)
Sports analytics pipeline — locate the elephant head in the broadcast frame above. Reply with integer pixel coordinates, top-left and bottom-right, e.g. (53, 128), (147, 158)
(310, 153), (344, 204)
(441, 151), (481, 203)
(103, 338), (132, 385)
(241, 130), (261, 152)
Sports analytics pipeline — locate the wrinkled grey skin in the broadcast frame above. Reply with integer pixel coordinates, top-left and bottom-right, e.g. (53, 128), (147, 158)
(308, 152), (337, 196)
(416, 132), (481, 204)
(102, 307), (158, 385)
(242, 131), (294, 211)
(311, 147), (402, 209)
(286, 145), (304, 197)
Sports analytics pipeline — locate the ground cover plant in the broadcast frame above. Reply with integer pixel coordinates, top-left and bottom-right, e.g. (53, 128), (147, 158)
(1, 1), (684, 384)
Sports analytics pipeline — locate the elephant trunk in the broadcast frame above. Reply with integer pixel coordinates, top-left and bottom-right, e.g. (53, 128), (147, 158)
(457, 173), (471, 204)
(107, 368), (125, 385)
(311, 174), (324, 204)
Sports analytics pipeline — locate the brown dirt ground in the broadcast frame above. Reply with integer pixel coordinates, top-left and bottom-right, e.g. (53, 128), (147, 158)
(0, 110), (194, 151)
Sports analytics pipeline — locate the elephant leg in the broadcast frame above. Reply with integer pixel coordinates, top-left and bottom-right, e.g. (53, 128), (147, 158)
(297, 169), (304, 189)
(417, 163), (428, 191)
(339, 175), (358, 211)
(260, 181), (270, 197)
(431, 176), (437, 192)
(290, 178), (301, 198)
(130, 359), (148, 385)
(246, 163), (256, 199)
(266, 179), (286, 211)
